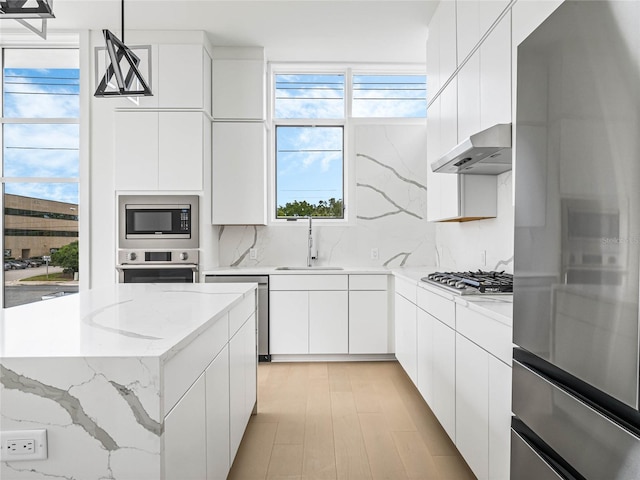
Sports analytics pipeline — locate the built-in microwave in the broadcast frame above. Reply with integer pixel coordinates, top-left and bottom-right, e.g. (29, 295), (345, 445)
(118, 195), (199, 249)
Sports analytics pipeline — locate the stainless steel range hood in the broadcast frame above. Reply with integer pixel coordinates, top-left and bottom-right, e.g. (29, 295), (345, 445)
(431, 123), (512, 174)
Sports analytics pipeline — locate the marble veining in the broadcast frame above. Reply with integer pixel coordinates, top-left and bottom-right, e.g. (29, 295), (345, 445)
(82, 299), (162, 341)
(231, 226), (258, 267)
(1, 364), (120, 451)
(356, 182), (423, 220)
(383, 252), (411, 267)
(356, 153), (428, 191)
(109, 381), (163, 436)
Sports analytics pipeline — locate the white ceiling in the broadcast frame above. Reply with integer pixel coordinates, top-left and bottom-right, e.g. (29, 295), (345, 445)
(20, 0), (437, 63)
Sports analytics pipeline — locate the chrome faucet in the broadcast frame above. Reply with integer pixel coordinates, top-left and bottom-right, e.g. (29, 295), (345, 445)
(307, 216), (314, 267)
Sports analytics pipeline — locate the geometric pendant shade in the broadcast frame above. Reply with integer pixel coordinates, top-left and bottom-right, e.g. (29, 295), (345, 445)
(94, 29), (153, 97)
(0, 0), (55, 39)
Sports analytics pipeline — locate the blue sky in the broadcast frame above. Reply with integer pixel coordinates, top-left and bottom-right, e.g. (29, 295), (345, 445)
(3, 64), (80, 204)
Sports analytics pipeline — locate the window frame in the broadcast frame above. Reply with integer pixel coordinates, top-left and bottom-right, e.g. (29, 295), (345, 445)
(1, 35), (87, 309)
(269, 62), (426, 226)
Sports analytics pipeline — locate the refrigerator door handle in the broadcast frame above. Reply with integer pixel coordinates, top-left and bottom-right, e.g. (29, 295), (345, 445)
(511, 426), (577, 480)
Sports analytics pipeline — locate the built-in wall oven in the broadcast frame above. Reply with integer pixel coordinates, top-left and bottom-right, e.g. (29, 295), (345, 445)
(116, 195), (199, 283)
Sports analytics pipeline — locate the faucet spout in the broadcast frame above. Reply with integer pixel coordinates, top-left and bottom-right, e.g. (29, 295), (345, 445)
(307, 216), (313, 267)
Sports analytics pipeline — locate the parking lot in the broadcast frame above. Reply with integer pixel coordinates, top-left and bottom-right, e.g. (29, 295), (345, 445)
(4, 265), (78, 308)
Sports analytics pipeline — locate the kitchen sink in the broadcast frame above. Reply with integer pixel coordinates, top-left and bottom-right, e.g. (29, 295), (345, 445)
(275, 266), (344, 271)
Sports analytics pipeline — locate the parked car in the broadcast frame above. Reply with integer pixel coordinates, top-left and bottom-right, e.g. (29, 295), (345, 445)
(25, 258), (44, 267)
(8, 260), (27, 269)
(4, 262), (11, 271)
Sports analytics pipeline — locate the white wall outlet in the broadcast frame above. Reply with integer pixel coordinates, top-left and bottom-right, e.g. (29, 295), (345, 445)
(249, 248), (257, 260)
(0, 429), (48, 461)
(371, 248), (379, 260)
(480, 250), (487, 266)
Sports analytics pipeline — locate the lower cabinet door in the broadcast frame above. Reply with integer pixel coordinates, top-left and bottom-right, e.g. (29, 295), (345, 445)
(489, 355), (512, 480)
(416, 308), (434, 405)
(349, 290), (389, 354)
(394, 293), (418, 383)
(270, 290), (309, 354)
(205, 346), (230, 480)
(455, 333), (490, 480)
(309, 290), (348, 354)
(432, 317), (456, 441)
(164, 374), (207, 480)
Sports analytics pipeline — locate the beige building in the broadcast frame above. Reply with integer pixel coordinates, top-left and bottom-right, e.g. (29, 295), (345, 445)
(4, 194), (78, 260)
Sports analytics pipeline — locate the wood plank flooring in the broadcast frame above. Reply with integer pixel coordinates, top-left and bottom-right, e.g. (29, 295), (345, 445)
(228, 361), (476, 480)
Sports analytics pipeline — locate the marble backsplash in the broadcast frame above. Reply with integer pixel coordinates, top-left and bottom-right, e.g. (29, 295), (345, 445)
(217, 124), (437, 268)
(216, 124), (515, 272)
(434, 171), (515, 274)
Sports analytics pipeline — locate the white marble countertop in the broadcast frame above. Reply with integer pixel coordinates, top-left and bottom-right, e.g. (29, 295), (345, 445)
(0, 283), (256, 360)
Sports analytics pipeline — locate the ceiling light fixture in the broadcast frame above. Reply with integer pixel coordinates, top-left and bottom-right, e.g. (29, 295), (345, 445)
(0, 0), (54, 39)
(94, 0), (152, 98)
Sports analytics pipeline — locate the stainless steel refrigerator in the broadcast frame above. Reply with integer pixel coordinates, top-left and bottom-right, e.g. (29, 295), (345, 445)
(513, 1), (640, 478)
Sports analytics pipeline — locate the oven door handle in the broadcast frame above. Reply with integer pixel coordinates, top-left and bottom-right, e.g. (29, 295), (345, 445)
(116, 264), (198, 272)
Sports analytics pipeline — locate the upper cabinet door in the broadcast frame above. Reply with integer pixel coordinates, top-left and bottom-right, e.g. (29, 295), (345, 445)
(213, 52), (265, 120)
(114, 111), (159, 191)
(456, 0), (481, 64)
(159, 45), (212, 113)
(438, 0), (457, 85)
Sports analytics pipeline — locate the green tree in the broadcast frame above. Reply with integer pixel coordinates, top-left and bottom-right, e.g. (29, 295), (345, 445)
(277, 198), (344, 218)
(50, 241), (79, 274)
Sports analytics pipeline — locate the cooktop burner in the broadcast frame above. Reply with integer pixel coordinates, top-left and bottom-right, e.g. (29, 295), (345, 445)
(421, 270), (513, 295)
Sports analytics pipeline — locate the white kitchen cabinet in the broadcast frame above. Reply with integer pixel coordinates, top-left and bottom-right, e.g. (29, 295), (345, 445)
(457, 51), (481, 141)
(309, 290), (348, 354)
(349, 290), (389, 354)
(438, 0), (458, 89)
(489, 355), (512, 480)
(115, 111), (209, 191)
(110, 43), (212, 113)
(348, 275), (390, 354)
(479, 12), (511, 130)
(211, 121), (267, 225)
(270, 290), (309, 354)
(159, 44), (212, 113)
(212, 47), (265, 120)
(416, 308), (434, 405)
(394, 292), (417, 383)
(164, 374), (207, 480)
(269, 275), (348, 356)
(456, 333), (490, 480)
(456, 0), (481, 65)
(229, 314), (257, 461)
(205, 345), (230, 480)
(431, 316), (456, 442)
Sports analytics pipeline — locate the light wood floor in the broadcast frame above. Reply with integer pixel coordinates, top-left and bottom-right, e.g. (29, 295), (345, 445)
(228, 361), (476, 480)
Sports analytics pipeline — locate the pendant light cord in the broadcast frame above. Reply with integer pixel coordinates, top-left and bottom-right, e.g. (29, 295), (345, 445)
(121, 0), (125, 43)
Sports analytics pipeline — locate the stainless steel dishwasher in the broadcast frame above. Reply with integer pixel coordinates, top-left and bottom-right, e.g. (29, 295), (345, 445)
(205, 275), (270, 362)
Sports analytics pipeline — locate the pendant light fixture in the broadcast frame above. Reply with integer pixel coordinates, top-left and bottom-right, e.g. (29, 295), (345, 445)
(94, 0), (152, 98)
(0, 0), (55, 39)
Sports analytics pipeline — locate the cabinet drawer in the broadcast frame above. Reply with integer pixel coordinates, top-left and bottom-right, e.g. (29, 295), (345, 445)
(349, 274), (388, 291)
(229, 293), (255, 337)
(270, 274), (348, 291)
(456, 305), (512, 364)
(164, 313), (229, 413)
(395, 276), (417, 303)
(417, 287), (455, 329)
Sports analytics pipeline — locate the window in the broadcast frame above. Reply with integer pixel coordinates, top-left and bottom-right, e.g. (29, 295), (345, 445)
(2, 47), (80, 308)
(352, 74), (427, 118)
(272, 68), (426, 220)
(274, 73), (345, 219)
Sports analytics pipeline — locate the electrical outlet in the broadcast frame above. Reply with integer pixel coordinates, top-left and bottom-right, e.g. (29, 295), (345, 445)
(371, 248), (379, 260)
(0, 429), (47, 461)
(249, 248), (257, 260)
(480, 250), (487, 266)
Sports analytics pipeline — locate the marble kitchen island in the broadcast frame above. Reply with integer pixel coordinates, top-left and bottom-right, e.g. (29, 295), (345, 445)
(0, 283), (258, 480)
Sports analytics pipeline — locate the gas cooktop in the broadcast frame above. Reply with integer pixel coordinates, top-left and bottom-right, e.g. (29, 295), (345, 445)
(421, 270), (513, 295)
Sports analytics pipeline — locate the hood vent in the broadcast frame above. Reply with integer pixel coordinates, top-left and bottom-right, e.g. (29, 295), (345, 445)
(431, 123), (512, 175)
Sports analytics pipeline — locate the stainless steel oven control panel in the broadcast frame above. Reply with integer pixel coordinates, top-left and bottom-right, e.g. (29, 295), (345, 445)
(117, 249), (199, 265)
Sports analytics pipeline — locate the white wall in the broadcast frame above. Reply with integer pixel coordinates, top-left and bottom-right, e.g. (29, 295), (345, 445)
(217, 124), (436, 268)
